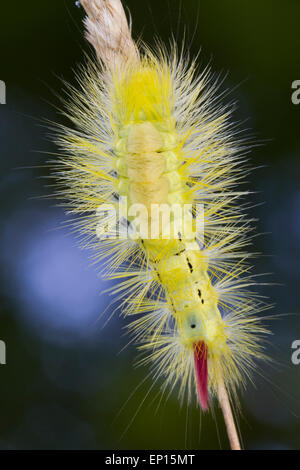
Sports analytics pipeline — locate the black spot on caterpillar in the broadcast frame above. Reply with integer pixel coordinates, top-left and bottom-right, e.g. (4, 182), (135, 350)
(175, 249), (186, 256)
(186, 257), (193, 273)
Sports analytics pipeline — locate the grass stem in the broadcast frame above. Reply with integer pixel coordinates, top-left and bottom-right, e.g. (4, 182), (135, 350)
(217, 378), (241, 450)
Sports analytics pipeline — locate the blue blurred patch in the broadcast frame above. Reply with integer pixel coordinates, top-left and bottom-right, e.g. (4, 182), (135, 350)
(0, 206), (120, 341)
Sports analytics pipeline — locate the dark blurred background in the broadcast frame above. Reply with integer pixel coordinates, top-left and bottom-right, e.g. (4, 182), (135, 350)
(0, 0), (299, 450)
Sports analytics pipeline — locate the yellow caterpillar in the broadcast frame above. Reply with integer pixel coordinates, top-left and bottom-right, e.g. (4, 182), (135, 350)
(52, 0), (271, 447)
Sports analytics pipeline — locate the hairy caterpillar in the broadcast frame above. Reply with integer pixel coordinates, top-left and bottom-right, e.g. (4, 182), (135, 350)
(52, 0), (271, 449)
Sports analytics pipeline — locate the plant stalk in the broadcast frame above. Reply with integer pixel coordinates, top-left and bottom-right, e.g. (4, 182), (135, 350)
(217, 378), (241, 450)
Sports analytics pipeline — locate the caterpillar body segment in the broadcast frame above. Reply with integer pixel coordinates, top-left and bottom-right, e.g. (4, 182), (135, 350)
(54, 48), (269, 411)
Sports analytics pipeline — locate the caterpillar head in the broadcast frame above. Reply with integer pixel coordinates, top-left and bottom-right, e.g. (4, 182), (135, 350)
(178, 309), (226, 349)
(176, 306), (228, 410)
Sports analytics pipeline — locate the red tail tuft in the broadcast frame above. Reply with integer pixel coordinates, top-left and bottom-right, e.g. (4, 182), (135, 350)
(194, 341), (209, 410)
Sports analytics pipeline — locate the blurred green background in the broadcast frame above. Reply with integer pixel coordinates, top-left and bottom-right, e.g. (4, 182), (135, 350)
(0, 0), (299, 450)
